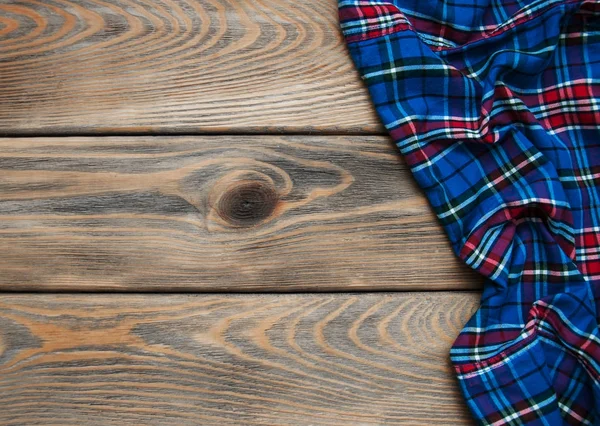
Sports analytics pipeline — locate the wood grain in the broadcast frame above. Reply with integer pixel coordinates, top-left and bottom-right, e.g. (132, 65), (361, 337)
(0, 292), (479, 425)
(0, 0), (381, 135)
(0, 135), (482, 291)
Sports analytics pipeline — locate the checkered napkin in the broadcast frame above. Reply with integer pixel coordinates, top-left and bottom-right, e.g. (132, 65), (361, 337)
(339, 0), (600, 424)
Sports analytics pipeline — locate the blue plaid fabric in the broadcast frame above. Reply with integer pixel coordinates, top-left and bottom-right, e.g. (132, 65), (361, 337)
(339, 0), (600, 424)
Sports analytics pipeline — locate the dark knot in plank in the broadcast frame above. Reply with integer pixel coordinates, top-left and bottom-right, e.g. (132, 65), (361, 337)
(216, 181), (278, 227)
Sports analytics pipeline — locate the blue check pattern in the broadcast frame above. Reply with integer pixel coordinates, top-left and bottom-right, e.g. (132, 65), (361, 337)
(339, 0), (600, 424)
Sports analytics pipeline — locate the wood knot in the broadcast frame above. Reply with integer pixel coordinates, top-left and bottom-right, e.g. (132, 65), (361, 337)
(216, 181), (278, 227)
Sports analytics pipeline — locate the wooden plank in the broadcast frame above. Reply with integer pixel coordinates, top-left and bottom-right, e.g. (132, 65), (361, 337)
(0, 0), (380, 135)
(0, 135), (481, 291)
(0, 292), (479, 425)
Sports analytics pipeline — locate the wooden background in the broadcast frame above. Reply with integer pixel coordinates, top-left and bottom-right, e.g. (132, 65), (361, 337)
(0, 0), (481, 424)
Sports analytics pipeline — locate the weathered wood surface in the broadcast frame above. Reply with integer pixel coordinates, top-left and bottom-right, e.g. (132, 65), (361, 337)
(0, 293), (478, 425)
(0, 136), (481, 291)
(0, 0), (381, 135)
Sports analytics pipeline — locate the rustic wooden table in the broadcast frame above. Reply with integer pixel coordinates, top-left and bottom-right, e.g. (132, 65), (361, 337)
(0, 0), (482, 424)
